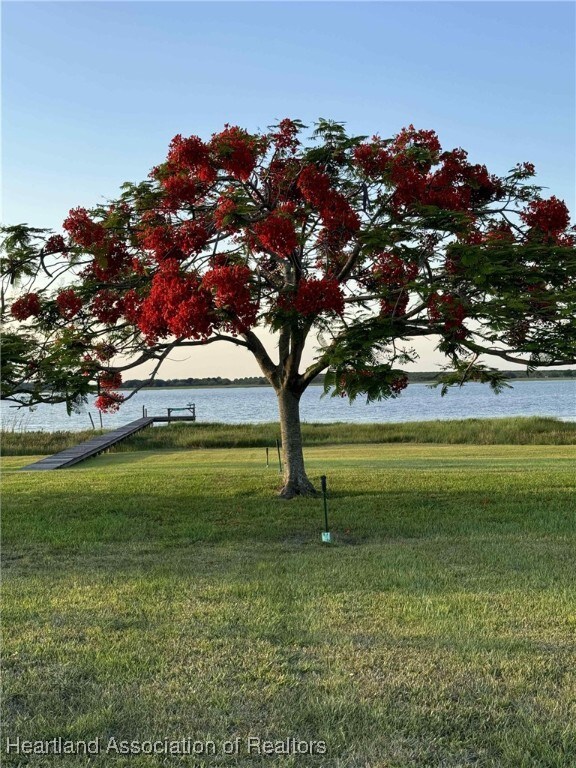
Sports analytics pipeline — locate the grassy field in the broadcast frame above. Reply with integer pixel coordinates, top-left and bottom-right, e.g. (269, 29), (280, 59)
(2, 437), (576, 767)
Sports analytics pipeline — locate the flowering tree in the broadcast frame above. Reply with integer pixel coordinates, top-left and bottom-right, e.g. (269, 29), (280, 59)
(2, 119), (575, 496)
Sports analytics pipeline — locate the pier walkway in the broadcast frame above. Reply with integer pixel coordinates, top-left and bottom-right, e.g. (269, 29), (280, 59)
(21, 407), (196, 471)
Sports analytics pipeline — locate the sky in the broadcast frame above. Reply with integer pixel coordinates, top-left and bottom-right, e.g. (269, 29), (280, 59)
(3, 1), (575, 378)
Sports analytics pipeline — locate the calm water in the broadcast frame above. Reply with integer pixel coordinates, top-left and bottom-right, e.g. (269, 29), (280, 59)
(1, 380), (575, 433)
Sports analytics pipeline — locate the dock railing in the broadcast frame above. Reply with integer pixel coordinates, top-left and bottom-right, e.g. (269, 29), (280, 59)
(142, 404), (196, 422)
(166, 404), (195, 423)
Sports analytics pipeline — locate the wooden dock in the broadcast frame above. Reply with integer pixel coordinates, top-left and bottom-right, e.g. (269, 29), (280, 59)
(20, 404), (197, 472)
(21, 418), (156, 471)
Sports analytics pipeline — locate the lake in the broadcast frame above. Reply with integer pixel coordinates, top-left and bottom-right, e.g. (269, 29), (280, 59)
(1, 380), (575, 433)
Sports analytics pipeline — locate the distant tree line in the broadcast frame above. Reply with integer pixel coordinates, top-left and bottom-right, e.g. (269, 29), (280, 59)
(120, 370), (575, 389)
(120, 376), (273, 389)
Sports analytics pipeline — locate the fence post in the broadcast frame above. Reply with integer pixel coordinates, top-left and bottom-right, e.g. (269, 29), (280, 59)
(321, 475), (331, 543)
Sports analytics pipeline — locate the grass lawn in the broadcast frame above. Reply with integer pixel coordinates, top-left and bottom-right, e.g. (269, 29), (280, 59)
(2, 441), (576, 767)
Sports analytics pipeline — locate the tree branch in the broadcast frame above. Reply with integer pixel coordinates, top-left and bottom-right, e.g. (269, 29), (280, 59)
(461, 337), (576, 367)
(242, 329), (279, 387)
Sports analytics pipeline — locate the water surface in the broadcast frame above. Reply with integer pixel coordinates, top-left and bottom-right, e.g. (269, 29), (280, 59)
(2, 380), (574, 433)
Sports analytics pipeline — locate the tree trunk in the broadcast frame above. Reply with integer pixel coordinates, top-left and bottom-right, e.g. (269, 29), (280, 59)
(277, 386), (317, 499)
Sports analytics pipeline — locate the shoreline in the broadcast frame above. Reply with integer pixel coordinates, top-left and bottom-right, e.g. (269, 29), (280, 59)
(119, 378), (576, 391)
(2, 414), (575, 441)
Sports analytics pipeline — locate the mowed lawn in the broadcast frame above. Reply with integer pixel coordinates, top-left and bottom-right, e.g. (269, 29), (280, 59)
(2, 443), (576, 767)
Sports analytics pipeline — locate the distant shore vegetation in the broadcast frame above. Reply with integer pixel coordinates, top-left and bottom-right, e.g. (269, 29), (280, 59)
(120, 370), (576, 389)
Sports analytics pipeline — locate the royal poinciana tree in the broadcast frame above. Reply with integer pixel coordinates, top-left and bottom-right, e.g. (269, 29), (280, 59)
(2, 119), (575, 495)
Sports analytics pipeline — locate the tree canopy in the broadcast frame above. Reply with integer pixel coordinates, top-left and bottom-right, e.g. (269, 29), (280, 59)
(2, 118), (575, 494)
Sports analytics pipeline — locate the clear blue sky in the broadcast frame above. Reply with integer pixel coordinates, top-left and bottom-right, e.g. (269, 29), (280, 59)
(2, 1), (575, 375)
(4, 1), (574, 229)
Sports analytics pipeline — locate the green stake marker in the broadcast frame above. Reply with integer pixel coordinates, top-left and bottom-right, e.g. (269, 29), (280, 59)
(321, 475), (331, 543)
(276, 438), (282, 474)
(266, 446), (269, 468)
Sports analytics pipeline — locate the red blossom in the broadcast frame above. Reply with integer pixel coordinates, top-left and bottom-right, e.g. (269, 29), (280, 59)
(428, 292), (468, 339)
(297, 166), (359, 248)
(137, 259), (215, 343)
(386, 128), (443, 201)
(209, 253), (235, 268)
(132, 257), (147, 275)
(138, 219), (208, 261)
(521, 162), (535, 175)
(136, 294), (168, 343)
(390, 374), (409, 394)
(11, 293), (42, 320)
(178, 220), (209, 254)
(353, 142), (391, 177)
(56, 289), (83, 320)
(44, 235), (67, 254)
(465, 164), (503, 204)
(354, 144), (377, 174)
(264, 158), (302, 203)
(252, 207), (298, 258)
(122, 289), (142, 324)
(371, 253), (417, 316)
(514, 162), (536, 178)
(379, 295), (409, 316)
(483, 222), (515, 245)
(291, 278), (344, 317)
(202, 265), (258, 332)
(99, 370), (122, 390)
(63, 208), (106, 249)
(91, 290), (125, 324)
(392, 125), (442, 156)
(138, 224), (179, 262)
(520, 197), (571, 241)
(95, 391), (125, 413)
(270, 119), (301, 152)
(388, 143), (502, 213)
(318, 194), (360, 249)
(210, 125), (264, 181)
(297, 165), (332, 208)
(160, 173), (199, 210)
(372, 253), (418, 286)
(81, 354), (96, 377)
(70, 229), (131, 281)
(214, 194), (240, 231)
(166, 134), (215, 182)
(92, 242), (132, 281)
(458, 224), (484, 246)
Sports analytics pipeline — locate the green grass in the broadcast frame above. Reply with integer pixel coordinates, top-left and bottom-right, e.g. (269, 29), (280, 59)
(2, 442), (576, 766)
(2, 416), (576, 457)
(1, 428), (106, 456)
